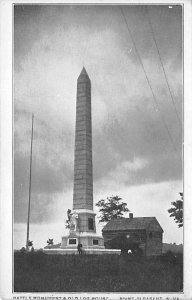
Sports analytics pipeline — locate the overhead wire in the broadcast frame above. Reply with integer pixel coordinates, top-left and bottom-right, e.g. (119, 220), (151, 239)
(145, 6), (182, 130)
(120, 6), (182, 161)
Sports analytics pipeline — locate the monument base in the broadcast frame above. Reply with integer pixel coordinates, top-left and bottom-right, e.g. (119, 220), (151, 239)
(61, 232), (104, 249)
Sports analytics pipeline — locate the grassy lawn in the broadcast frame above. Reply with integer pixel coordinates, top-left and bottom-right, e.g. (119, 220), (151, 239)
(14, 251), (183, 292)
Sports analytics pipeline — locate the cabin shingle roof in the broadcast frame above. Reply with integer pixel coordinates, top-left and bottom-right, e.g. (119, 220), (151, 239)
(102, 217), (163, 232)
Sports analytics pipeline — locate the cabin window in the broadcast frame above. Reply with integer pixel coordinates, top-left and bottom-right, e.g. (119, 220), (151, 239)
(68, 238), (77, 245)
(88, 218), (94, 230)
(93, 239), (99, 245)
(149, 232), (152, 239)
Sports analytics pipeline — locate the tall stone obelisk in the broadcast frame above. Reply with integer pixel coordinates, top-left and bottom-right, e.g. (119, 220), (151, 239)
(61, 68), (104, 250)
(73, 67), (93, 211)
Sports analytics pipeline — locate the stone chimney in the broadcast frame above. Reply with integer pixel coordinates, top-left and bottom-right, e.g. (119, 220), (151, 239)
(129, 213), (133, 219)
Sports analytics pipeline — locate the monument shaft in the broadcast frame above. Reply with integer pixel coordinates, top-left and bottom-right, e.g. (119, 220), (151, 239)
(61, 68), (104, 249)
(73, 68), (93, 211)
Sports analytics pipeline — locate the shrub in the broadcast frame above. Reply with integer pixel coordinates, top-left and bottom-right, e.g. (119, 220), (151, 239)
(107, 234), (143, 255)
(20, 247), (26, 253)
(161, 251), (176, 264)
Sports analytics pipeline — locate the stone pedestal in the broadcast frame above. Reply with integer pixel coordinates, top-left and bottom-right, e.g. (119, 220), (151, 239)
(61, 233), (104, 249)
(61, 209), (104, 249)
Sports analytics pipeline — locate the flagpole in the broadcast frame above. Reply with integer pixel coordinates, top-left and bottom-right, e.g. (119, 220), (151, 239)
(26, 114), (34, 251)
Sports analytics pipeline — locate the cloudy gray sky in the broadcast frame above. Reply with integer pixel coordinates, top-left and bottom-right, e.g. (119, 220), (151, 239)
(14, 4), (183, 249)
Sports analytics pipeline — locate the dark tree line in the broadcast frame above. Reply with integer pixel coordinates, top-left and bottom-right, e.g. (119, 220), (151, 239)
(168, 192), (183, 228)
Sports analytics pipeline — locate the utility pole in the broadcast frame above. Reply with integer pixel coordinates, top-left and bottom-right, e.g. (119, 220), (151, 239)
(26, 114), (34, 251)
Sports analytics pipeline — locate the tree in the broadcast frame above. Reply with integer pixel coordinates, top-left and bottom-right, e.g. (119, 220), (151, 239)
(168, 192), (183, 228)
(96, 195), (129, 223)
(47, 238), (53, 246)
(20, 247), (26, 253)
(28, 240), (33, 247)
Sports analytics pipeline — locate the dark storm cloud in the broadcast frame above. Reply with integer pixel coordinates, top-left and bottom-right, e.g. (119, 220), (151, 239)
(93, 92), (182, 185)
(121, 5), (182, 66)
(14, 5), (43, 71)
(14, 108), (74, 222)
(14, 151), (73, 223)
(14, 191), (61, 224)
(14, 152), (72, 195)
(14, 5), (182, 70)
(14, 4), (182, 225)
